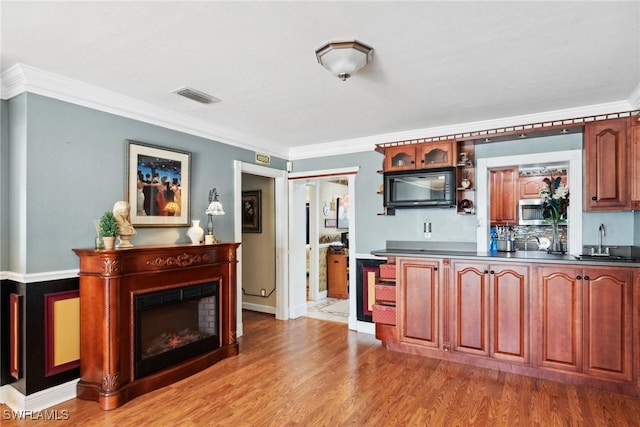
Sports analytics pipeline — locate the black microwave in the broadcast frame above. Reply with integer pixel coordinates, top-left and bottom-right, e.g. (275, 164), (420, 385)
(384, 167), (456, 208)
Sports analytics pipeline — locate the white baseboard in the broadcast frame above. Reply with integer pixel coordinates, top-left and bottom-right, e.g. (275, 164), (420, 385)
(242, 302), (276, 314)
(1, 379), (78, 412)
(289, 301), (308, 319)
(318, 290), (327, 299)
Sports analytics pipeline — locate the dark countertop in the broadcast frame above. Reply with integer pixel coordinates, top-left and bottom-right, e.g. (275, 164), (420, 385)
(371, 248), (640, 267)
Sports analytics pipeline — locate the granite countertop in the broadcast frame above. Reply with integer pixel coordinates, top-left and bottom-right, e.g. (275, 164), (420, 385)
(371, 242), (640, 267)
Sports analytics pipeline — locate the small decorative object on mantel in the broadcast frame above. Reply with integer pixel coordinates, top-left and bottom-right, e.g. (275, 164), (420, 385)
(205, 188), (225, 243)
(187, 219), (204, 244)
(113, 201), (136, 248)
(98, 211), (119, 250)
(540, 175), (569, 254)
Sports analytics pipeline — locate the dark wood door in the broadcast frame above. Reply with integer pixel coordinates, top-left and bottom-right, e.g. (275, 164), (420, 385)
(399, 259), (439, 347)
(535, 266), (583, 372)
(453, 262), (489, 356)
(583, 268), (633, 381)
(585, 118), (629, 211)
(490, 264), (528, 363)
(490, 168), (518, 224)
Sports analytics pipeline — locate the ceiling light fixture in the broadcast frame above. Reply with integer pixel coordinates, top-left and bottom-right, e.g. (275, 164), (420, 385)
(315, 40), (374, 81)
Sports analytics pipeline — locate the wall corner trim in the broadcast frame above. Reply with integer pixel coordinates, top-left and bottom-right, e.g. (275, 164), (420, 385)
(1, 379), (78, 412)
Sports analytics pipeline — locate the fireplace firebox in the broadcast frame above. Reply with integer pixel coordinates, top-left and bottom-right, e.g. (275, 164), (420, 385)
(134, 281), (219, 378)
(73, 243), (239, 410)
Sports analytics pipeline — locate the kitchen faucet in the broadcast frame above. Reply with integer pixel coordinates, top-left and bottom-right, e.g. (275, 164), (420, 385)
(524, 235), (541, 252)
(597, 223), (605, 255)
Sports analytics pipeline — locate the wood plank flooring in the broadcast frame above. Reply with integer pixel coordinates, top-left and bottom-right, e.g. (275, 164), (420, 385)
(3, 310), (640, 426)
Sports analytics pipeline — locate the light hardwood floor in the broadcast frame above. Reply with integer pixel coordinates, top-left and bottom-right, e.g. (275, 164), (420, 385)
(3, 310), (640, 426)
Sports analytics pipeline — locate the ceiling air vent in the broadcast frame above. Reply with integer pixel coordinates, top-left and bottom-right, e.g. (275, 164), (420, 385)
(172, 87), (220, 105)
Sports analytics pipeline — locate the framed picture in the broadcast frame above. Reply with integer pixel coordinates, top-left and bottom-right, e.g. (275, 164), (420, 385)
(125, 140), (191, 227)
(337, 196), (349, 229)
(242, 190), (262, 233)
(324, 218), (337, 228)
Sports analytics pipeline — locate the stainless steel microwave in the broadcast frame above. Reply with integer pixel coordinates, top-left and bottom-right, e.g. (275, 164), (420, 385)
(518, 199), (545, 225)
(384, 167), (456, 208)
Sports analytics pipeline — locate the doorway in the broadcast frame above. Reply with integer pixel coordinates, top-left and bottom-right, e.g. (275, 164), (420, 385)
(288, 167), (358, 327)
(233, 161), (287, 338)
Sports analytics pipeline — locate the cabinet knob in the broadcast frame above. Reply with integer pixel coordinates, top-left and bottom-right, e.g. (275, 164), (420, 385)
(484, 270), (489, 274)
(592, 196), (597, 201)
(434, 267), (438, 271)
(411, 160), (415, 164)
(584, 276), (590, 281)
(576, 275), (582, 280)
(490, 270), (495, 274)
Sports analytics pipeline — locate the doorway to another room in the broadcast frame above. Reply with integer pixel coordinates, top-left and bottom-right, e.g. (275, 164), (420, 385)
(302, 177), (352, 324)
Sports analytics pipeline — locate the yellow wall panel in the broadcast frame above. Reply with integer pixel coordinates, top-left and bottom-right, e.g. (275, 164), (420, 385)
(53, 297), (80, 366)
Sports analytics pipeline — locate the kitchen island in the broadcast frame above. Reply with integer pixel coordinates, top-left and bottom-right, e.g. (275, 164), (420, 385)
(370, 244), (640, 396)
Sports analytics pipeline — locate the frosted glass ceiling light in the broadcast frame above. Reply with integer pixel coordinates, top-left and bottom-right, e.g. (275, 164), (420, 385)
(315, 40), (374, 81)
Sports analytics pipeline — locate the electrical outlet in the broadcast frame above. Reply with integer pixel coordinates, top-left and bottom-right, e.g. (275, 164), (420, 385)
(423, 221), (432, 239)
(260, 289), (267, 297)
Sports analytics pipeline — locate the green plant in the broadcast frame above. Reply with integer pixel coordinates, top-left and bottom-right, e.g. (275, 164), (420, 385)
(99, 211), (119, 237)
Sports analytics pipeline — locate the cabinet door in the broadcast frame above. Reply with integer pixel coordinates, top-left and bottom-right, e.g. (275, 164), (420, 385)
(490, 264), (528, 363)
(384, 146), (416, 171)
(490, 168), (518, 224)
(631, 121), (640, 209)
(535, 266), (583, 372)
(583, 269), (633, 381)
(398, 259), (439, 347)
(453, 262), (489, 356)
(584, 119), (629, 211)
(327, 254), (348, 299)
(418, 141), (455, 168)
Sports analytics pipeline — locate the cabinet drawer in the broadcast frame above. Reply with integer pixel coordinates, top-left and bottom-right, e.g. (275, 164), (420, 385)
(379, 263), (396, 279)
(375, 283), (396, 303)
(372, 304), (396, 325)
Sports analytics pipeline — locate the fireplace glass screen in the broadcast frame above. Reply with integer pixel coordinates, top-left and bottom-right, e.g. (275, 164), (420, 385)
(134, 281), (219, 378)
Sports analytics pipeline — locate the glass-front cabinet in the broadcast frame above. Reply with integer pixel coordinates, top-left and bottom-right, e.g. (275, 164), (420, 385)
(384, 145), (416, 171)
(419, 141), (456, 168)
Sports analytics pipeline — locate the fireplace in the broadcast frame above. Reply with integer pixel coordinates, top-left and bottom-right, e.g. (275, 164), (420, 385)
(134, 281), (219, 379)
(73, 243), (239, 410)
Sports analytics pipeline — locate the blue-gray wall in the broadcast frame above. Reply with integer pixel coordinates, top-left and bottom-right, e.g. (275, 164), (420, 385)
(0, 99), (8, 271)
(3, 93), (286, 274)
(293, 132), (640, 253)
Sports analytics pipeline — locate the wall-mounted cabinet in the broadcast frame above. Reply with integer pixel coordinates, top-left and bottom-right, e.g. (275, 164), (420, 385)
(584, 118), (629, 211)
(384, 141), (456, 172)
(489, 167), (518, 225)
(630, 117), (640, 209)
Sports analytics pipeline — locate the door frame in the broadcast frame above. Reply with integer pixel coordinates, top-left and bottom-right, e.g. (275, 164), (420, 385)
(234, 161), (288, 336)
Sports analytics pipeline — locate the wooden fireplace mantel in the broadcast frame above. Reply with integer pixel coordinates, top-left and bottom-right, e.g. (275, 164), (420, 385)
(72, 243), (240, 410)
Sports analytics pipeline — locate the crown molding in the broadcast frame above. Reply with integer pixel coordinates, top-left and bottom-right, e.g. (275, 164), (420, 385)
(2, 64), (637, 162)
(288, 99), (633, 160)
(0, 64), (289, 159)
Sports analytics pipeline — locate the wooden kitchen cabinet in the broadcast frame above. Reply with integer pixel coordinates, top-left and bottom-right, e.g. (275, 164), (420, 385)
(397, 258), (440, 348)
(452, 261), (528, 363)
(418, 141), (456, 168)
(384, 145), (416, 171)
(327, 252), (348, 299)
(584, 118), (629, 211)
(534, 265), (633, 382)
(519, 174), (567, 199)
(384, 141), (456, 171)
(490, 168), (518, 225)
(630, 117), (640, 209)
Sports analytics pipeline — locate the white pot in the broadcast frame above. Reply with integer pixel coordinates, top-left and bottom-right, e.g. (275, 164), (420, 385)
(187, 220), (204, 244)
(102, 236), (116, 250)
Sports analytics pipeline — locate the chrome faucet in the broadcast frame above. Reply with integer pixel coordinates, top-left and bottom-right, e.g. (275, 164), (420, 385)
(597, 223), (605, 254)
(524, 235), (541, 252)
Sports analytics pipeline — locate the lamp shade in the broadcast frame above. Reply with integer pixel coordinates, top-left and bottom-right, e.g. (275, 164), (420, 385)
(315, 40), (374, 81)
(206, 201), (225, 216)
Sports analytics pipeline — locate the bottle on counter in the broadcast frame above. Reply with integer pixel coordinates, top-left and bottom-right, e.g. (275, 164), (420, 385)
(490, 227), (498, 252)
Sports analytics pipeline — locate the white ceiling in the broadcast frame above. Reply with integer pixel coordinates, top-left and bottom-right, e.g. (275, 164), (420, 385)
(1, 1), (639, 159)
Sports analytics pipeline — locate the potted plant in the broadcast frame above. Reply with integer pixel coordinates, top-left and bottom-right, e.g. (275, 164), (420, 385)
(99, 211), (119, 250)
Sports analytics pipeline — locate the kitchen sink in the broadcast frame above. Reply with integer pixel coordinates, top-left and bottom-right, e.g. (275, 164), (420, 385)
(574, 254), (639, 263)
